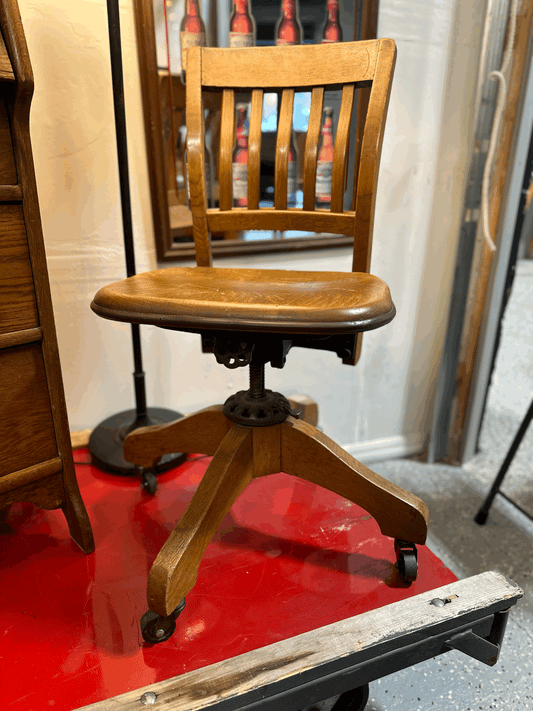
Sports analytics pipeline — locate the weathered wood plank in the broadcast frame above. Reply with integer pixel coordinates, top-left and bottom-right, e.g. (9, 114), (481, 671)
(75, 571), (521, 711)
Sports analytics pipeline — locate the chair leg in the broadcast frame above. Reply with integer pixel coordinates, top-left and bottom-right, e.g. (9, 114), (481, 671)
(147, 424), (254, 616)
(280, 417), (429, 545)
(123, 405), (232, 469)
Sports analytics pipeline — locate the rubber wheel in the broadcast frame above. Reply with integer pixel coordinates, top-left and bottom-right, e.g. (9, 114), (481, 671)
(397, 550), (418, 583)
(331, 684), (370, 711)
(140, 610), (176, 644)
(141, 469), (158, 495)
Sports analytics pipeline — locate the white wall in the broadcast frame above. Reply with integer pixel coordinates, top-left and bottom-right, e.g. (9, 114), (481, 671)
(17, 0), (480, 461)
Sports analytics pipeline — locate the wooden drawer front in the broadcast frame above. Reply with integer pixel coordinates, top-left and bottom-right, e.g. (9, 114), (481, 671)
(0, 342), (57, 478)
(0, 204), (39, 335)
(0, 97), (17, 184)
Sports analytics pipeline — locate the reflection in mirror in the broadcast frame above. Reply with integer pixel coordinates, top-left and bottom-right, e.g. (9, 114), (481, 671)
(135, 0), (377, 260)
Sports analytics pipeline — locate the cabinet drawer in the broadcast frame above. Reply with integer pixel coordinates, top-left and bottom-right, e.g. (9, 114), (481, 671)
(0, 204), (39, 335)
(0, 342), (57, 478)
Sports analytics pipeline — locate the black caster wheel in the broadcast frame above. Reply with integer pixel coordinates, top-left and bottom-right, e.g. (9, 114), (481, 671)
(139, 467), (158, 495)
(394, 539), (418, 583)
(140, 598), (186, 644)
(331, 684), (369, 711)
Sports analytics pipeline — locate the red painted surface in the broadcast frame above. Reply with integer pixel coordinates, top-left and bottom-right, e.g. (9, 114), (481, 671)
(0, 450), (456, 710)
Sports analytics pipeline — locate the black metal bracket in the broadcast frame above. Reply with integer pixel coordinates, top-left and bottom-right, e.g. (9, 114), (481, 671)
(444, 609), (509, 667)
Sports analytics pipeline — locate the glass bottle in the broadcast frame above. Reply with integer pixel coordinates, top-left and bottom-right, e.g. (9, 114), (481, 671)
(275, 0), (303, 46)
(229, 0), (256, 48)
(322, 0), (342, 43)
(315, 107), (334, 208)
(180, 0), (206, 80)
(232, 104), (249, 207)
(287, 130), (298, 207)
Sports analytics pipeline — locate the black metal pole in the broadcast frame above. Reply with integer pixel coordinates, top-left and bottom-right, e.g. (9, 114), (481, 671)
(106, 0), (147, 422)
(88, 0), (184, 477)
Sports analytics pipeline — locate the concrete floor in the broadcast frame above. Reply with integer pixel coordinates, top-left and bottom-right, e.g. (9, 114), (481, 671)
(309, 260), (533, 710)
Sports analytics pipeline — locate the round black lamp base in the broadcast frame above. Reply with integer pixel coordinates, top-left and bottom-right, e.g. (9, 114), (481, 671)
(89, 408), (186, 475)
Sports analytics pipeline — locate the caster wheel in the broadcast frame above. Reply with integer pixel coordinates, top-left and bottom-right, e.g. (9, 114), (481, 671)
(140, 468), (158, 495)
(331, 684), (369, 711)
(394, 539), (418, 583)
(140, 598), (186, 644)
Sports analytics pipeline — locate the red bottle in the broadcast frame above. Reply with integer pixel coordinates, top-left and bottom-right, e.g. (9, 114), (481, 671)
(322, 0), (342, 43)
(232, 104), (249, 207)
(315, 107), (334, 208)
(229, 0), (256, 47)
(180, 0), (206, 79)
(287, 131), (298, 206)
(276, 0), (303, 46)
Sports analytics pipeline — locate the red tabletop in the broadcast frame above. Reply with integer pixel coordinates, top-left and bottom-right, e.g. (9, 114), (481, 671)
(0, 450), (456, 710)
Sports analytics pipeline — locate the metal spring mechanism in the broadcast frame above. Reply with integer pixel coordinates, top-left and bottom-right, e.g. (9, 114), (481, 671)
(223, 362), (299, 427)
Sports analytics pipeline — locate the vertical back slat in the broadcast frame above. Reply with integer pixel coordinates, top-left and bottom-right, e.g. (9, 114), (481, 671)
(247, 90), (263, 210)
(330, 84), (355, 213)
(302, 87), (324, 211)
(218, 88), (235, 211)
(185, 47), (212, 266)
(274, 89), (294, 211)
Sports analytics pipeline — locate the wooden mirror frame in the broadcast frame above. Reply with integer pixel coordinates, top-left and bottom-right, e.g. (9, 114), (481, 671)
(133, 0), (377, 261)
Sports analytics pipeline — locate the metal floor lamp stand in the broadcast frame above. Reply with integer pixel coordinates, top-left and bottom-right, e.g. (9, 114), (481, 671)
(89, 0), (185, 482)
(475, 397), (533, 524)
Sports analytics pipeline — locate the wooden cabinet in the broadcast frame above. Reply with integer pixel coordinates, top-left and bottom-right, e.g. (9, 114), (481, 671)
(0, 0), (93, 552)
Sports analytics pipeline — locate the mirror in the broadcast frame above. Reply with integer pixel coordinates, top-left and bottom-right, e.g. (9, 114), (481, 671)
(134, 0), (377, 261)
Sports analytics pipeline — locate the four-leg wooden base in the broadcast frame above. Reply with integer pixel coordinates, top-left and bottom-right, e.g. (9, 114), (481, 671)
(124, 407), (429, 617)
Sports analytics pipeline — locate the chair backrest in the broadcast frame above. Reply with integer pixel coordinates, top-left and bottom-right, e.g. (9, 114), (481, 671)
(185, 39), (396, 271)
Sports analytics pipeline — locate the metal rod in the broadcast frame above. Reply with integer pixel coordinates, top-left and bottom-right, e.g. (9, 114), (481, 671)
(106, 0), (147, 419)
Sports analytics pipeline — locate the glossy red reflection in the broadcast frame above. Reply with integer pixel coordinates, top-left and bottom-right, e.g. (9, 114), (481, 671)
(0, 450), (456, 710)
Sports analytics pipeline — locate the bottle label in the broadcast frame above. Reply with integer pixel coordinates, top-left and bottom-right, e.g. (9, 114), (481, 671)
(287, 161), (297, 204)
(229, 32), (255, 47)
(232, 162), (248, 199)
(276, 38), (297, 46)
(181, 31), (206, 49)
(316, 160), (333, 198)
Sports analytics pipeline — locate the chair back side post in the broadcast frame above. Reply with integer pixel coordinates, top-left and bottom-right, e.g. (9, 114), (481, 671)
(185, 48), (212, 267)
(352, 38), (396, 273)
(185, 40), (396, 276)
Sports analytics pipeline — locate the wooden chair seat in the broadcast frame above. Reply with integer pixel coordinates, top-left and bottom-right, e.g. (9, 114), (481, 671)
(92, 267), (395, 334)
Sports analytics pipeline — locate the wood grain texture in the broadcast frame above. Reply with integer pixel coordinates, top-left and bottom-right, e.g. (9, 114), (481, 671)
(281, 417), (429, 544)
(0, 96), (17, 183)
(0, 204), (38, 334)
(123, 405), (232, 468)
(0, 0), (93, 552)
(91, 266), (395, 335)
(76, 571), (521, 711)
(353, 38), (396, 273)
(207, 207), (354, 234)
(186, 47), (212, 266)
(331, 84), (355, 213)
(199, 41), (378, 88)
(274, 89), (294, 211)
(0, 30), (14, 80)
(0, 325), (41, 348)
(0, 457), (62, 494)
(247, 89), (263, 210)
(217, 87), (235, 212)
(302, 87), (324, 211)
(0, 344), (57, 478)
(148, 425), (254, 615)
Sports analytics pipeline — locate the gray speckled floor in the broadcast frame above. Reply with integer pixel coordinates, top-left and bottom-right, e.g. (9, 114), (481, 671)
(306, 260), (533, 710)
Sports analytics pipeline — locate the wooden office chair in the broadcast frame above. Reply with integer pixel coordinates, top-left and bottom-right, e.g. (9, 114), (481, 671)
(91, 39), (429, 643)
